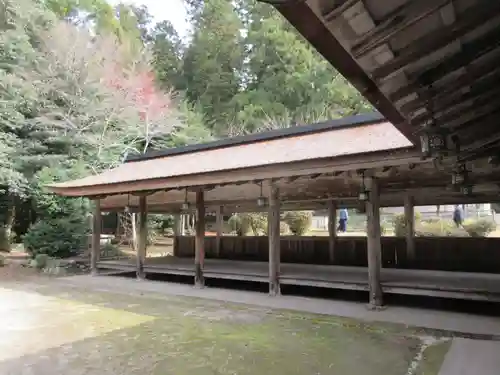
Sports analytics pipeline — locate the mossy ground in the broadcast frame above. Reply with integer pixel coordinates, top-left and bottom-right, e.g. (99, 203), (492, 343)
(0, 282), (451, 375)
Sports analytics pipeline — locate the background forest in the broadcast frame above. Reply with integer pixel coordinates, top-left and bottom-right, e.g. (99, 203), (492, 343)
(0, 0), (369, 253)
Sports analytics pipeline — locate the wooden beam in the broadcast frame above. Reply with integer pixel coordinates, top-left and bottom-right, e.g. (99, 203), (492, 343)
(366, 177), (383, 308)
(195, 190), (205, 287)
(391, 57), (500, 104)
(444, 100), (500, 131)
(215, 205), (223, 258)
(126, 189), (500, 212)
(435, 85), (500, 124)
(418, 25), (500, 88)
(452, 110), (500, 140)
(272, 1), (416, 142)
(268, 184), (280, 296)
(131, 190), (157, 197)
(90, 199), (102, 276)
(136, 195), (147, 280)
(402, 71), (500, 115)
(173, 213), (181, 236)
(404, 195), (415, 261)
(327, 200), (337, 263)
(52, 148), (423, 198)
(412, 88), (500, 127)
(351, 0), (450, 58)
(371, 2), (500, 81)
(322, 0), (359, 22)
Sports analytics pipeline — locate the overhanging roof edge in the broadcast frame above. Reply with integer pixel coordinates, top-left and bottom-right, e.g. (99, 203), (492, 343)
(265, 1), (417, 144)
(47, 146), (419, 198)
(126, 112), (385, 162)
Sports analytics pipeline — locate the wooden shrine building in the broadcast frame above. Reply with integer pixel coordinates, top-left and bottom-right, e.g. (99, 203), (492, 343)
(49, 114), (500, 306)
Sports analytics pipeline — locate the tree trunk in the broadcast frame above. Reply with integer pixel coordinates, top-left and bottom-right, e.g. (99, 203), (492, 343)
(0, 195), (15, 252)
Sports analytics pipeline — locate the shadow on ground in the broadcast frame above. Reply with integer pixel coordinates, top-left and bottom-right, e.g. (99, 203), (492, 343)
(0, 279), (452, 375)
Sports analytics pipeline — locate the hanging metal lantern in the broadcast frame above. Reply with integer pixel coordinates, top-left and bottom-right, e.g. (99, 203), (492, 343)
(488, 155), (500, 166)
(256, 182), (267, 207)
(181, 189), (189, 211)
(358, 172), (370, 202)
(461, 184), (473, 196)
(420, 133), (430, 155)
(451, 164), (468, 186)
(420, 91), (450, 158)
(124, 194), (131, 213)
(420, 128), (449, 158)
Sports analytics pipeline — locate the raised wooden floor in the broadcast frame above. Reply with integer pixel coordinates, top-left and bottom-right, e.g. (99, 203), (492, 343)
(98, 257), (500, 302)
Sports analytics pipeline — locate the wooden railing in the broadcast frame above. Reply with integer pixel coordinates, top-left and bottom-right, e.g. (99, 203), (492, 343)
(174, 235), (500, 273)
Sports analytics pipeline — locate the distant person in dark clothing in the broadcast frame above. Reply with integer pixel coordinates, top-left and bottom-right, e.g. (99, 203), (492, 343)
(453, 205), (464, 227)
(338, 209), (348, 232)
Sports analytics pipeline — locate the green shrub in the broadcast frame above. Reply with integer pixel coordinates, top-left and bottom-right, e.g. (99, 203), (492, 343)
(148, 214), (174, 234)
(422, 217), (441, 224)
(34, 254), (49, 269)
(100, 243), (121, 258)
(262, 221), (290, 235)
(23, 217), (88, 258)
(240, 213), (267, 235)
(280, 221), (290, 235)
(228, 214), (251, 236)
(380, 222), (387, 235)
(32, 165), (90, 219)
(393, 212), (422, 237)
(283, 211), (312, 236)
(462, 219), (496, 237)
(415, 220), (468, 237)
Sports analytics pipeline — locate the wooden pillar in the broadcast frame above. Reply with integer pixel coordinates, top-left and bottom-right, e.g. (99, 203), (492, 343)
(136, 195), (147, 280)
(172, 213), (180, 257)
(173, 213), (181, 236)
(90, 199), (102, 276)
(366, 177), (383, 308)
(327, 200), (337, 263)
(195, 190), (205, 287)
(268, 184), (280, 296)
(215, 206), (223, 258)
(180, 214), (185, 235)
(404, 195), (415, 262)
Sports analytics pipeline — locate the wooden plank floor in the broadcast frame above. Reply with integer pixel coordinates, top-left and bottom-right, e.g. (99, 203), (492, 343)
(98, 256), (500, 302)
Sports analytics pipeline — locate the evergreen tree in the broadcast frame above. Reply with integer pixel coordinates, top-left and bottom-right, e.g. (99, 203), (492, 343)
(233, 0), (370, 132)
(151, 20), (185, 91)
(182, 0), (244, 133)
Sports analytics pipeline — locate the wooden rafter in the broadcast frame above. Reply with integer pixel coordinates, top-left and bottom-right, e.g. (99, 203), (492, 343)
(371, 2), (500, 82)
(410, 75), (500, 119)
(322, 0), (359, 22)
(390, 54), (500, 103)
(411, 86), (500, 127)
(444, 100), (500, 130)
(400, 65), (500, 114)
(351, 0), (451, 58)
(416, 25), (500, 87)
(451, 109), (500, 138)
(271, 0), (416, 142)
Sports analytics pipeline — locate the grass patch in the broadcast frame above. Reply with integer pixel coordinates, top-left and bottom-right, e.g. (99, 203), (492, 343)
(415, 340), (452, 375)
(0, 284), (444, 375)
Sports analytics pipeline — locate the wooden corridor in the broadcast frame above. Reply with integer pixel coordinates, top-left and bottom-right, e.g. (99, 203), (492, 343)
(97, 256), (500, 302)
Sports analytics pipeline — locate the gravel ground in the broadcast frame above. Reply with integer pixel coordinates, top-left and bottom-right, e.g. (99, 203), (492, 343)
(0, 270), (451, 375)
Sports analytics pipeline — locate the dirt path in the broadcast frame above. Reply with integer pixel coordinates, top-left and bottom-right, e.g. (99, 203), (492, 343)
(0, 274), (453, 375)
